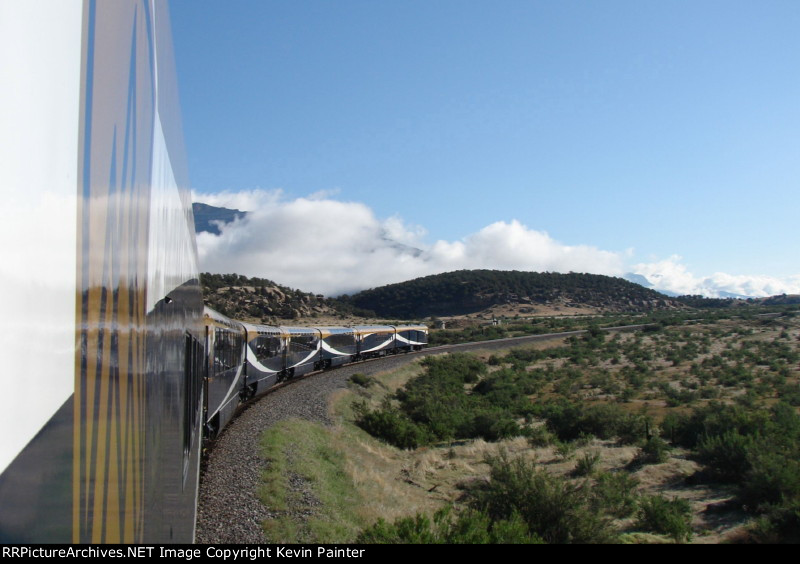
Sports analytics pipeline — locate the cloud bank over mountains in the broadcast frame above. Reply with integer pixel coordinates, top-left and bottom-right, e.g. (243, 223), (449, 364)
(195, 189), (799, 298)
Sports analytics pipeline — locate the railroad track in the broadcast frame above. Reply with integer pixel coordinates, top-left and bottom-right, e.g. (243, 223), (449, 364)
(195, 323), (649, 543)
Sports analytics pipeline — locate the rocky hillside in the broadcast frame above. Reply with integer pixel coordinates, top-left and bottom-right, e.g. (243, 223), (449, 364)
(337, 270), (682, 319)
(200, 273), (373, 323)
(201, 270), (684, 323)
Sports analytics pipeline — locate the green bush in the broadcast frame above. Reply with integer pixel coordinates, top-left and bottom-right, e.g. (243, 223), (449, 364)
(747, 501), (800, 544)
(526, 425), (556, 447)
(637, 495), (693, 543)
(356, 352), (552, 446)
(460, 411), (521, 442)
(696, 431), (756, 483)
(741, 449), (800, 511)
(573, 451), (601, 477)
(469, 452), (617, 544)
(665, 402), (769, 449)
(354, 405), (429, 449)
(349, 373), (374, 388)
(591, 472), (639, 518)
(538, 399), (646, 444)
(630, 436), (671, 468)
(356, 506), (543, 544)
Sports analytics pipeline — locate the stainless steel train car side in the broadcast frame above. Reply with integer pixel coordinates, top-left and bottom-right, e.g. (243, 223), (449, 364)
(241, 322), (284, 395)
(354, 325), (397, 359)
(0, 0), (204, 543)
(204, 308), (247, 437)
(282, 326), (323, 378)
(395, 324), (429, 352)
(318, 327), (358, 368)
(0, 0), (432, 543)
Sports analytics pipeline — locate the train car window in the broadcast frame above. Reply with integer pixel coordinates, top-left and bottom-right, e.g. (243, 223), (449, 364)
(255, 333), (280, 362)
(291, 335), (316, 354)
(328, 333), (356, 350)
(183, 333), (203, 487)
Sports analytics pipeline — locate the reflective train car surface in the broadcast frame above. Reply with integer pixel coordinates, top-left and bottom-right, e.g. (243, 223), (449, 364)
(204, 307), (247, 438)
(396, 324), (430, 352)
(204, 312), (431, 427)
(319, 327), (358, 368)
(354, 325), (398, 359)
(0, 0), (204, 543)
(0, 0), (429, 544)
(281, 326), (324, 378)
(241, 321), (284, 396)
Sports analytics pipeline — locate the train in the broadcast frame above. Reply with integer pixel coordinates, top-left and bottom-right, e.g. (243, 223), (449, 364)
(0, 0), (428, 544)
(203, 308), (427, 438)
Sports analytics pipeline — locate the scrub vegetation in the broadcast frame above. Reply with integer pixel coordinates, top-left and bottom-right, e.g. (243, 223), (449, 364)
(339, 269), (679, 318)
(259, 305), (800, 543)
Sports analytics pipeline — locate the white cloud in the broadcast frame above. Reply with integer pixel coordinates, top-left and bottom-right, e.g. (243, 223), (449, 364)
(192, 188), (282, 212)
(194, 190), (800, 298)
(631, 255), (800, 298)
(194, 190), (625, 295)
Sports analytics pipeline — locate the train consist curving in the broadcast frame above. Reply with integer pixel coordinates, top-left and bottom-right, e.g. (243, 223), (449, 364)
(203, 308), (427, 439)
(0, 0), (426, 543)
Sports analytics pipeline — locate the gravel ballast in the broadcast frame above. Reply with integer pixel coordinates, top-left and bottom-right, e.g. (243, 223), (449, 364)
(195, 332), (599, 543)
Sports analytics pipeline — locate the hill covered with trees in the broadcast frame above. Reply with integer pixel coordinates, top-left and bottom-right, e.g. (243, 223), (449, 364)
(200, 273), (373, 323)
(337, 270), (680, 318)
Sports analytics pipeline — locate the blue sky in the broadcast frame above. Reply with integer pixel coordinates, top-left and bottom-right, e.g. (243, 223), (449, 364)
(170, 0), (799, 297)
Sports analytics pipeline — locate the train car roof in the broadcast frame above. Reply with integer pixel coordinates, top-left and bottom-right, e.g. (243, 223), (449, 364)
(204, 306), (241, 326)
(352, 325), (396, 334)
(314, 326), (356, 337)
(279, 326), (323, 337)
(240, 320), (283, 335)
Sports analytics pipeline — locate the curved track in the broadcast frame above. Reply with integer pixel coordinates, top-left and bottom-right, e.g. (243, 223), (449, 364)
(195, 325), (646, 542)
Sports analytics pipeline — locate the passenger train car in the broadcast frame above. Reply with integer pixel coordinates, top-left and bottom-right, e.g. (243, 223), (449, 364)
(0, 0), (427, 543)
(1, 0), (205, 543)
(203, 308), (428, 439)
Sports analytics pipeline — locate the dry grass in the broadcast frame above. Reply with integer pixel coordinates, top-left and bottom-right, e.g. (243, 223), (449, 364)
(273, 313), (800, 543)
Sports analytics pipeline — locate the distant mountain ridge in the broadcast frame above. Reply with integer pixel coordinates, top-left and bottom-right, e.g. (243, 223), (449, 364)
(339, 269), (681, 318)
(192, 202), (247, 235)
(622, 272), (680, 297)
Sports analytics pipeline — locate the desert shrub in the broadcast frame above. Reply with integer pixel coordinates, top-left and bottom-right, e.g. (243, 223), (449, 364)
(696, 431), (756, 483)
(616, 414), (650, 445)
(459, 411), (520, 442)
(555, 441), (576, 461)
(666, 402), (769, 449)
(353, 403), (430, 449)
(699, 385), (720, 399)
(573, 451), (601, 477)
(526, 425), (556, 447)
(591, 472), (639, 518)
(747, 501), (800, 544)
(740, 449), (800, 511)
(660, 412), (682, 445)
(349, 373), (374, 387)
(486, 354), (504, 366)
(356, 506), (543, 544)
(778, 384), (800, 406)
(665, 401), (800, 542)
(356, 353), (535, 446)
(630, 435), (671, 468)
(537, 399), (646, 444)
(469, 452), (617, 544)
(663, 387), (700, 407)
(637, 495), (693, 543)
